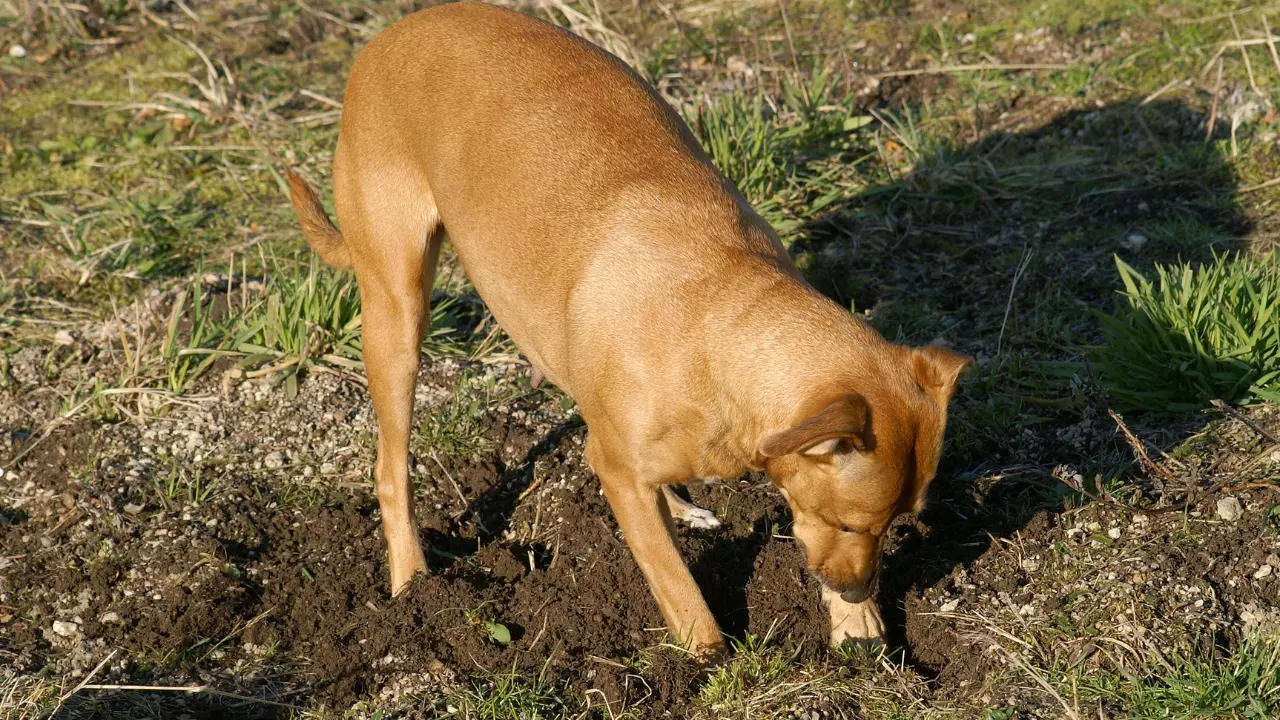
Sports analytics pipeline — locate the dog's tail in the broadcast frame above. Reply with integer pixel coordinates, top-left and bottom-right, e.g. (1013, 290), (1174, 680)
(285, 169), (352, 270)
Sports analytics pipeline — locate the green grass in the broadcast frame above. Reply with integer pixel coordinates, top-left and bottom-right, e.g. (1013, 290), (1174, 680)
(1070, 634), (1280, 719)
(162, 278), (238, 394)
(698, 632), (802, 712)
(445, 664), (567, 720)
(228, 262), (364, 397)
(152, 460), (222, 509)
(416, 370), (519, 461)
(689, 70), (877, 242)
(155, 260), (498, 397)
(1093, 253), (1280, 412)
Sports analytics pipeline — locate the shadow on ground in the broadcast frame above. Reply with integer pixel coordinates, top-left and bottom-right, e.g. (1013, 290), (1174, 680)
(791, 98), (1246, 666)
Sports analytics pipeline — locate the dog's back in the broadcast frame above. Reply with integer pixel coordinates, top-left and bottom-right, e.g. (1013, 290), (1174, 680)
(332, 2), (792, 398)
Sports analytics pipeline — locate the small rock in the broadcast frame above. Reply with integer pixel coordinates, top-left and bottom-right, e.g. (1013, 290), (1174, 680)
(1108, 527), (1121, 539)
(263, 451), (285, 470)
(1254, 564), (1273, 580)
(1216, 496), (1244, 522)
(1122, 233), (1148, 251)
(52, 620), (79, 637)
(123, 503), (144, 515)
(9, 44), (26, 58)
(53, 330), (75, 346)
(940, 598), (960, 612)
(99, 612), (121, 624)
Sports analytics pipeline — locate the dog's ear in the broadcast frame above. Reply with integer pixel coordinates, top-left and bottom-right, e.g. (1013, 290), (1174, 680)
(911, 345), (973, 404)
(759, 394), (870, 458)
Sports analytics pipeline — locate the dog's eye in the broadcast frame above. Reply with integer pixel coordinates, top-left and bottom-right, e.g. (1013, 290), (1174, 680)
(840, 524), (853, 534)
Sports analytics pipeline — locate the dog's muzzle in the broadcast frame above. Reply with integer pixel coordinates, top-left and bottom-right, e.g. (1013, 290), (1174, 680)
(839, 583), (873, 604)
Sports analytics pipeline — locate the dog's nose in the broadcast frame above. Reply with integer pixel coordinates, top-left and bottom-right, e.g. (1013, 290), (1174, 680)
(839, 584), (872, 604)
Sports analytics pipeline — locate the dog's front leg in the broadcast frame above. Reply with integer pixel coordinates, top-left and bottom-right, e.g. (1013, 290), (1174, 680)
(587, 437), (725, 659)
(821, 585), (885, 648)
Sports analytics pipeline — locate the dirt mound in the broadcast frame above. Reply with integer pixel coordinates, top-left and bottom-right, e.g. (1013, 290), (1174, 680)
(4, 355), (1277, 718)
(0, 364), (837, 716)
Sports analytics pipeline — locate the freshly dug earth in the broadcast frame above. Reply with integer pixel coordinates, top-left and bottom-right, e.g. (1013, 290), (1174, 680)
(1, 341), (833, 717)
(3, 296), (1278, 718)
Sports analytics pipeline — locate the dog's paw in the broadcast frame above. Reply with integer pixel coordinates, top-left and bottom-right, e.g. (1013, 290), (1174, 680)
(674, 505), (722, 530)
(823, 586), (885, 648)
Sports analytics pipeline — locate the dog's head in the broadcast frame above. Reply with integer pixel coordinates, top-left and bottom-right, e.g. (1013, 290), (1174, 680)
(758, 345), (971, 603)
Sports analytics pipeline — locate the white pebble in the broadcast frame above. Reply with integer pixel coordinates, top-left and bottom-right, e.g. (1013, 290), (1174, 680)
(1108, 527), (1121, 539)
(1254, 564), (1273, 580)
(52, 620), (79, 637)
(1216, 496), (1244, 522)
(9, 44), (26, 58)
(1121, 233), (1147, 251)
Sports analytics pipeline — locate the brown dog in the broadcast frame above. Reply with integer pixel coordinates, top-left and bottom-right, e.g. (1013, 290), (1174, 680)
(287, 1), (969, 659)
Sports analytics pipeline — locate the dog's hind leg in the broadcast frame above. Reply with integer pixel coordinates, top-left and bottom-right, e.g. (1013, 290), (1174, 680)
(337, 160), (442, 596)
(661, 486), (721, 530)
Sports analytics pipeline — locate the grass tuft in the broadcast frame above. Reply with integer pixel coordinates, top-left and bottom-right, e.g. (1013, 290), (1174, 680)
(690, 70), (875, 242)
(1073, 634), (1280, 719)
(697, 630), (859, 717)
(417, 370), (518, 460)
(445, 664), (566, 720)
(1093, 252), (1280, 412)
(229, 262), (363, 396)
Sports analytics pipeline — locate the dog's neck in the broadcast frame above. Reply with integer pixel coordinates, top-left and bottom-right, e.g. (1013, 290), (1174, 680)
(693, 274), (898, 477)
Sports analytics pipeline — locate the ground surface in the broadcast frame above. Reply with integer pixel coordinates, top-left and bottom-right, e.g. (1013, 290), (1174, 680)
(2, 0), (1280, 718)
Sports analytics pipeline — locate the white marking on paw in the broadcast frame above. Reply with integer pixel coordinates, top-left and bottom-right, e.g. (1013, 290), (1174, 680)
(822, 586), (885, 646)
(676, 505), (722, 530)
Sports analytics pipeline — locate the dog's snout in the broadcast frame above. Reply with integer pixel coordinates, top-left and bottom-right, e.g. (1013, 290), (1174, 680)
(839, 583), (872, 604)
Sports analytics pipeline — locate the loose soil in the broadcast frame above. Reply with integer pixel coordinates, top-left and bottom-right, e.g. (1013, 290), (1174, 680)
(5, 338), (1278, 718)
(1, 351), (834, 717)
